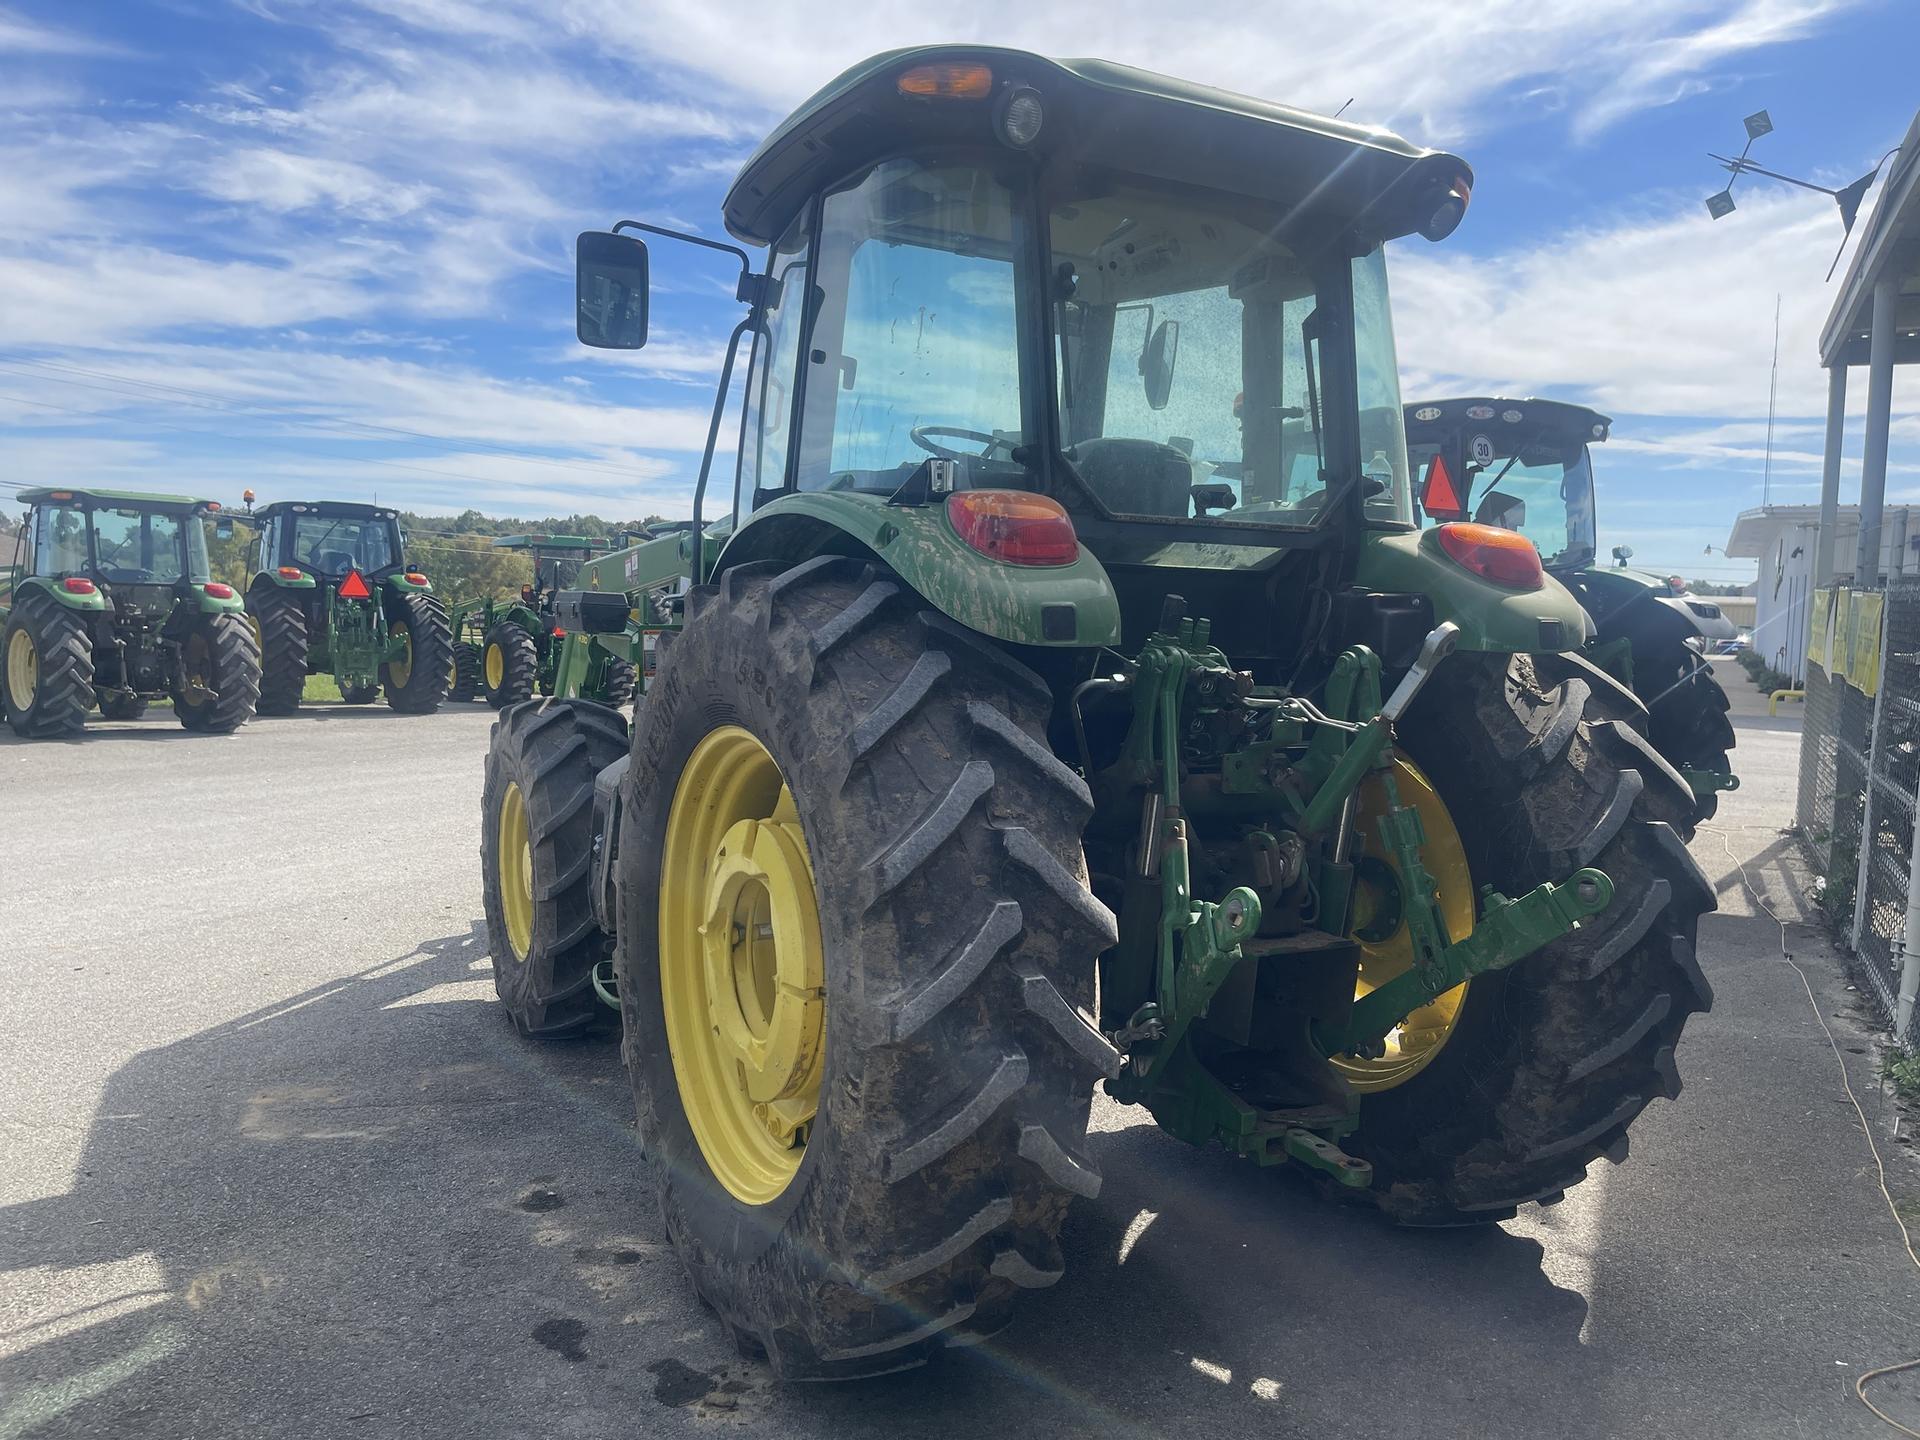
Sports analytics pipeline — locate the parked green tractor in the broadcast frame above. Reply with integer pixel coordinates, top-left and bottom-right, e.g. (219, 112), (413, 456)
(242, 501), (452, 714)
(1404, 397), (1738, 818)
(448, 534), (636, 707)
(1, 487), (261, 738)
(481, 46), (1714, 1378)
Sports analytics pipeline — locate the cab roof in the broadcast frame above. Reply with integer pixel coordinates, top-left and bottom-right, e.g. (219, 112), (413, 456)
(724, 45), (1470, 248)
(490, 534), (603, 552)
(1403, 397), (1612, 445)
(254, 500), (400, 521)
(17, 486), (217, 512)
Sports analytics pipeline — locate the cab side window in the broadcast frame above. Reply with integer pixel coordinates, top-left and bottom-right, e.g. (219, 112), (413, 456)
(741, 211), (812, 508)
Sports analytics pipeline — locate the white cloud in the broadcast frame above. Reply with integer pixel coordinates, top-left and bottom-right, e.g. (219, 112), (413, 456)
(1392, 187), (1856, 421)
(546, 0), (1861, 145)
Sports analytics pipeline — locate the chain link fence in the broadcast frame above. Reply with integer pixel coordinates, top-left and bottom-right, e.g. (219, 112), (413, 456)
(1799, 579), (1920, 1038)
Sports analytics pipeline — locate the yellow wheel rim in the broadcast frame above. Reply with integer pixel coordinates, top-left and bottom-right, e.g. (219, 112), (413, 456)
(448, 651), (460, 690)
(248, 612), (263, 654)
(180, 632), (212, 700)
(388, 620), (413, 689)
(498, 781), (534, 962)
(6, 628), (37, 712)
(660, 725), (824, 1206)
(1331, 754), (1475, 1094)
(485, 643), (504, 690)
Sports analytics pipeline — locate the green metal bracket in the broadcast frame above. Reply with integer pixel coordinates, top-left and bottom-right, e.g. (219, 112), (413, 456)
(1679, 766), (1740, 799)
(1318, 867), (1615, 1058)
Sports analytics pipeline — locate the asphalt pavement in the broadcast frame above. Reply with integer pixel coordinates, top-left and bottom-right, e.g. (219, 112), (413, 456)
(5, 670), (1920, 1439)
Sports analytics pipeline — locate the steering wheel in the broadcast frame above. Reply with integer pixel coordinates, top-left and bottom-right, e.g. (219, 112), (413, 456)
(910, 425), (1017, 464)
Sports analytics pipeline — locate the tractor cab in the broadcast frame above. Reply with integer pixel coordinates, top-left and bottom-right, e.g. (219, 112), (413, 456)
(1403, 397), (1604, 573)
(12, 486), (219, 602)
(489, 534), (608, 611)
(254, 501), (406, 584)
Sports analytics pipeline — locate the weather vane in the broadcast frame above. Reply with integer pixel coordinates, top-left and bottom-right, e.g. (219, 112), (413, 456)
(1706, 110), (1895, 277)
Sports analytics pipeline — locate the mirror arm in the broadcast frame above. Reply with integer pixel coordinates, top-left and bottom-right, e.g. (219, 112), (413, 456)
(688, 313), (762, 585)
(613, 219), (755, 298)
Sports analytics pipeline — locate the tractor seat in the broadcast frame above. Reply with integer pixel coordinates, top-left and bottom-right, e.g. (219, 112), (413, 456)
(316, 548), (358, 575)
(1068, 438), (1195, 518)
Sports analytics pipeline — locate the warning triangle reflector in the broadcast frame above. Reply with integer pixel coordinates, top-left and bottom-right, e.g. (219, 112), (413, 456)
(1420, 453), (1465, 520)
(338, 569), (372, 600)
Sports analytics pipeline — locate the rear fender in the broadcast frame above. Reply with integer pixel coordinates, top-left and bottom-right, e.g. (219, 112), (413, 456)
(1356, 530), (1589, 653)
(717, 492), (1123, 649)
(17, 575), (107, 614)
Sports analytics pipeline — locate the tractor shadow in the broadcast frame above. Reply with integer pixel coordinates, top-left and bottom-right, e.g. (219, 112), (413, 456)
(2, 925), (1611, 1440)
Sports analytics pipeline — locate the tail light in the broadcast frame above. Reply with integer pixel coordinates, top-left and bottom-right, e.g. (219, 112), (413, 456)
(404, 572), (428, 585)
(552, 628), (567, 639)
(278, 566), (304, 580)
(202, 582), (234, 599)
(945, 491), (1078, 567)
(62, 577), (96, 594)
(1434, 523), (1544, 590)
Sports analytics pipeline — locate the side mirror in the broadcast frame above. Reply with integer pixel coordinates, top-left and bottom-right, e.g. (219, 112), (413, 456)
(1142, 319), (1180, 411)
(576, 231), (650, 349)
(1612, 543), (1634, 567)
(214, 518), (234, 540)
(1474, 491), (1526, 531)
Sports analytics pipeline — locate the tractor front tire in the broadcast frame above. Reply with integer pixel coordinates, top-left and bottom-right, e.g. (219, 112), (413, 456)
(618, 557), (1119, 1378)
(1638, 640), (1737, 823)
(1335, 651), (1714, 1225)
(482, 699), (629, 1037)
(598, 656), (636, 709)
(98, 694), (148, 721)
(482, 623), (537, 708)
(2, 591), (94, 739)
(174, 612), (262, 733)
(449, 641), (482, 702)
(248, 589), (309, 715)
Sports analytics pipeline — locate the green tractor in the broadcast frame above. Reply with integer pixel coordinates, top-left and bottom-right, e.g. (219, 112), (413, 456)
(481, 46), (1714, 1378)
(1403, 397), (1738, 818)
(1, 487), (261, 738)
(448, 534), (637, 708)
(242, 500), (452, 714)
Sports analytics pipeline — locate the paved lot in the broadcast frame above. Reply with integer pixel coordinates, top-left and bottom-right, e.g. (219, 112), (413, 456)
(5, 671), (1920, 1439)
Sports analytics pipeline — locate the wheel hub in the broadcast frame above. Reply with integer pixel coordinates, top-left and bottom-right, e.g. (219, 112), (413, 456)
(498, 781), (534, 962)
(6, 629), (37, 712)
(662, 726), (824, 1206)
(388, 620), (413, 689)
(1333, 754), (1475, 1093)
(485, 643), (504, 690)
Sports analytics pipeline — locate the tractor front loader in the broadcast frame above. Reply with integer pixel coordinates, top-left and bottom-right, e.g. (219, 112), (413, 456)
(480, 46), (1715, 1379)
(1, 487), (260, 738)
(1404, 397), (1739, 819)
(242, 501), (452, 714)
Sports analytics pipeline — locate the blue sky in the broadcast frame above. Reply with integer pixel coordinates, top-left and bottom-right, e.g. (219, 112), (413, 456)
(0, 0), (1914, 585)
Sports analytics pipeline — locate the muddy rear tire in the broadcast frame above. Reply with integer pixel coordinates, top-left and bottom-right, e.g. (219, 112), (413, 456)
(174, 611), (262, 733)
(1637, 641), (1736, 823)
(2, 590), (93, 739)
(618, 557), (1119, 1378)
(450, 641), (482, 702)
(482, 699), (628, 1037)
(1336, 651), (1714, 1225)
(248, 588), (309, 715)
(598, 656), (636, 709)
(383, 590), (453, 714)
